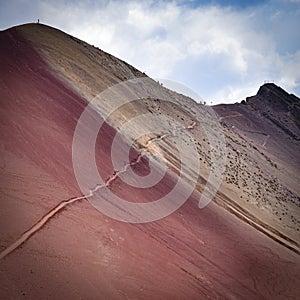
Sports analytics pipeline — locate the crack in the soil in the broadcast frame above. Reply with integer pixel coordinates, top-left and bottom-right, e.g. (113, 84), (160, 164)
(0, 122), (197, 260)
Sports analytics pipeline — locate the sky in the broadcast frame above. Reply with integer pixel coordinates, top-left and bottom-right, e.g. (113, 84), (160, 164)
(1, 0), (300, 104)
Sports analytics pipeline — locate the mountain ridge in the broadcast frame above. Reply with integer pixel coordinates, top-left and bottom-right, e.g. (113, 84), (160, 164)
(0, 23), (299, 300)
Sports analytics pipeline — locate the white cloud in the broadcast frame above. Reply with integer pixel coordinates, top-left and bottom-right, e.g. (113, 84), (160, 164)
(280, 0), (300, 3)
(1, 0), (299, 103)
(277, 51), (300, 89)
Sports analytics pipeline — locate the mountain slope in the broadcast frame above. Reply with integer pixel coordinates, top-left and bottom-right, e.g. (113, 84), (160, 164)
(214, 84), (300, 243)
(18, 23), (300, 246)
(215, 83), (300, 166)
(0, 23), (299, 299)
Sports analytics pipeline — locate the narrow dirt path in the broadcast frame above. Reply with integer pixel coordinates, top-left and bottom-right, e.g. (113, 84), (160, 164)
(214, 192), (300, 255)
(239, 129), (270, 148)
(219, 113), (242, 122)
(220, 113), (271, 148)
(0, 122), (197, 260)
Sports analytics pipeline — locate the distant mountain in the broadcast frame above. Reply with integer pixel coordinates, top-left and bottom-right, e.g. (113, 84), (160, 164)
(0, 23), (299, 300)
(214, 83), (300, 165)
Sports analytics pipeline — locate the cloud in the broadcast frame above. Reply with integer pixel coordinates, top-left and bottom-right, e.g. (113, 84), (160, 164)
(280, 0), (300, 3)
(0, 0), (299, 103)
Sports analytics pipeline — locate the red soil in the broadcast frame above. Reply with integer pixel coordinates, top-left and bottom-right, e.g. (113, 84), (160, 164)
(0, 27), (299, 299)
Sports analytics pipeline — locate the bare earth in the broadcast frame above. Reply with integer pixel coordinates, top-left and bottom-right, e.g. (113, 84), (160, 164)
(0, 24), (299, 299)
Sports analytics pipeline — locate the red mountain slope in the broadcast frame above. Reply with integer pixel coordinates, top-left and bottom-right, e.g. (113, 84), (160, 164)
(0, 24), (299, 299)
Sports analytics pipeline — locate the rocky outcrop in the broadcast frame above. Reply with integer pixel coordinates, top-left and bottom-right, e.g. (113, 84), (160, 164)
(245, 83), (300, 140)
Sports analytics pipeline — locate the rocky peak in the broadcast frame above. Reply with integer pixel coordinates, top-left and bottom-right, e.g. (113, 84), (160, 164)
(246, 83), (299, 112)
(244, 83), (300, 139)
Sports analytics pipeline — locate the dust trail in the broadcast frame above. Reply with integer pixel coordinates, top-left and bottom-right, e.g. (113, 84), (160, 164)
(219, 113), (242, 122)
(0, 122), (197, 260)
